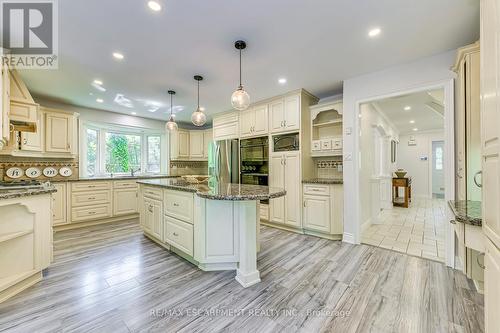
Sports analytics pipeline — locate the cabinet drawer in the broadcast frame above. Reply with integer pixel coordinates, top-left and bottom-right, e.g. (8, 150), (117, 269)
(312, 140), (321, 151)
(71, 190), (111, 207)
(164, 216), (194, 256)
(321, 139), (332, 151)
(303, 184), (330, 196)
(164, 190), (194, 223)
(114, 180), (138, 189)
(143, 186), (163, 200)
(71, 181), (111, 192)
(71, 204), (112, 222)
(333, 138), (343, 149)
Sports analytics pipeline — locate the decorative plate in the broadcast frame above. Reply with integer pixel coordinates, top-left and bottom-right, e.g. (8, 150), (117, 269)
(43, 167), (58, 178)
(59, 167), (73, 177)
(26, 167), (42, 178)
(6, 167), (24, 179)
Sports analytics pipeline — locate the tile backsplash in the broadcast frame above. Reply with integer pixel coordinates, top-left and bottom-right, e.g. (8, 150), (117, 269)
(315, 158), (343, 179)
(169, 160), (208, 176)
(0, 157), (79, 181)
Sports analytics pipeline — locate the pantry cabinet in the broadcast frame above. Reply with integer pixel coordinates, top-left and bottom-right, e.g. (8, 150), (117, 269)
(269, 94), (301, 133)
(269, 151), (301, 228)
(239, 104), (268, 138)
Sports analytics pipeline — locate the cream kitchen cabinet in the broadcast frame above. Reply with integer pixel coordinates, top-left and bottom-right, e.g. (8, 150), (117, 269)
(213, 112), (239, 140)
(302, 183), (343, 238)
(20, 112), (43, 152)
(203, 129), (212, 159)
(164, 215), (194, 256)
(164, 189), (194, 224)
(269, 151), (301, 228)
(9, 69), (38, 126)
(269, 94), (301, 133)
(1, 62), (10, 146)
(113, 187), (138, 216)
(45, 111), (77, 154)
(239, 104), (268, 138)
(170, 129), (189, 160)
(485, 238), (500, 333)
(52, 183), (67, 226)
(143, 197), (163, 241)
(189, 131), (204, 159)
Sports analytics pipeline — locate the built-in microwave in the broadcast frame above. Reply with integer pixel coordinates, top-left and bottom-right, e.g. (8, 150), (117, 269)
(273, 133), (299, 152)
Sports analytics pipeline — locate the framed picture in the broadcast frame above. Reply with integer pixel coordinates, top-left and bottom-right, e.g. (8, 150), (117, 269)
(391, 140), (398, 163)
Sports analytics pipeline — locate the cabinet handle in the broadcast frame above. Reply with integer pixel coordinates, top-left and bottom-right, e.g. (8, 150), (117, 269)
(23, 138), (27, 144)
(173, 232), (179, 237)
(148, 205), (153, 212)
(303, 201), (306, 207)
(284, 120), (287, 127)
(449, 220), (456, 224)
(88, 211), (96, 215)
(173, 203), (179, 207)
(88, 197), (96, 200)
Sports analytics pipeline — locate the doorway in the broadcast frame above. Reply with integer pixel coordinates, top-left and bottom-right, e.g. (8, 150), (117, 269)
(432, 140), (445, 198)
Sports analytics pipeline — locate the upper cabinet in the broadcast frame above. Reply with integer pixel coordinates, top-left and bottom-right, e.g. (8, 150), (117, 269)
(203, 129), (212, 159)
(269, 93), (301, 133)
(170, 129), (189, 160)
(9, 69), (38, 127)
(45, 110), (78, 154)
(170, 128), (212, 161)
(213, 112), (239, 141)
(239, 104), (268, 138)
(309, 100), (343, 157)
(189, 131), (204, 159)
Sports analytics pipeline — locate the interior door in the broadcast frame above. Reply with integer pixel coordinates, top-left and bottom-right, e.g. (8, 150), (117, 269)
(284, 151), (301, 227)
(269, 154), (285, 224)
(432, 141), (445, 198)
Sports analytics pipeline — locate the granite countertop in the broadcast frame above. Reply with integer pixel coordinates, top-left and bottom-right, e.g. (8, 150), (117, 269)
(448, 200), (482, 226)
(137, 178), (286, 201)
(76, 174), (178, 181)
(302, 178), (344, 185)
(0, 184), (57, 200)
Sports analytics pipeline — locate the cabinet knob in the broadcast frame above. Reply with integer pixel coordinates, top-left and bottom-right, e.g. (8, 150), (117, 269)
(173, 203), (179, 207)
(173, 232), (179, 237)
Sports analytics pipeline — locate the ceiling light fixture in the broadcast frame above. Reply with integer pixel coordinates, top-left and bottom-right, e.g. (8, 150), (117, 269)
(166, 90), (178, 131)
(368, 27), (381, 37)
(191, 75), (207, 127)
(93, 79), (103, 85)
(147, 0), (162, 11)
(278, 78), (287, 85)
(413, 128), (418, 131)
(199, 106), (206, 112)
(231, 40), (250, 111)
(131, 112), (137, 115)
(112, 52), (124, 60)
(96, 98), (103, 103)
(404, 106), (411, 111)
(409, 120), (415, 124)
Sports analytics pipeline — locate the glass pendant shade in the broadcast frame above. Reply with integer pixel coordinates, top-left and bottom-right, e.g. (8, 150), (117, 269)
(166, 116), (178, 131)
(231, 86), (250, 111)
(191, 109), (207, 126)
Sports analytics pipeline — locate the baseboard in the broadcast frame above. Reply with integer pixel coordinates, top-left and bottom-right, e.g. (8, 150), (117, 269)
(342, 232), (356, 244)
(303, 229), (342, 241)
(260, 221), (304, 234)
(53, 214), (139, 232)
(0, 271), (42, 304)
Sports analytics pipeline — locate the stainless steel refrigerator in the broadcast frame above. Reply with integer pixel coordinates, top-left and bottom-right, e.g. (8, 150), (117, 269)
(208, 139), (240, 184)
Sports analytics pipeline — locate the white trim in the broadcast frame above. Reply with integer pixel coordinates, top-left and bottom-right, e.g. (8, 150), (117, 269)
(342, 232), (355, 244)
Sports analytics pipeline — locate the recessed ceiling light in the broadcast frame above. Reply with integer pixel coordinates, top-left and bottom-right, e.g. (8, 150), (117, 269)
(368, 27), (381, 37)
(93, 79), (103, 85)
(112, 52), (124, 60)
(89, 92), (93, 96)
(404, 106), (411, 111)
(409, 120), (415, 124)
(278, 78), (287, 85)
(131, 112), (137, 115)
(413, 128), (418, 131)
(147, 0), (162, 11)
(96, 98), (104, 103)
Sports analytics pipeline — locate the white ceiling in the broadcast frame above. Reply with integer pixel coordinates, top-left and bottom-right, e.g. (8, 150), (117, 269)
(371, 89), (445, 135)
(17, 0), (479, 124)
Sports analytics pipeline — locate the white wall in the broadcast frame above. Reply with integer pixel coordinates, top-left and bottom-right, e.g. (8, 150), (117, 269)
(341, 50), (456, 244)
(397, 130), (444, 198)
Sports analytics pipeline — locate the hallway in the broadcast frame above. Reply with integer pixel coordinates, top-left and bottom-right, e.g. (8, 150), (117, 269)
(361, 198), (446, 263)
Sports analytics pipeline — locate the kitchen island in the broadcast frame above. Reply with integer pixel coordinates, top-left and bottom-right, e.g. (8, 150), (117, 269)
(137, 178), (286, 287)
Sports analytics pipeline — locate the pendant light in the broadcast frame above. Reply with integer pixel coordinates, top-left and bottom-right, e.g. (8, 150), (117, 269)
(165, 90), (178, 132)
(231, 40), (250, 111)
(191, 75), (207, 126)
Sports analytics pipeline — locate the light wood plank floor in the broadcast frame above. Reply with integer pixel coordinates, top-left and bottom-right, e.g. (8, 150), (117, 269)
(0, 220), (483, 333)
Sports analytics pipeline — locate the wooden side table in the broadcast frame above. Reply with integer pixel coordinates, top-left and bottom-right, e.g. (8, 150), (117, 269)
(393, 177), (412, 208)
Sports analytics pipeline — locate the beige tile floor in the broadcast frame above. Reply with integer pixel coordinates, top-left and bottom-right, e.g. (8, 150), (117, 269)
(361, 197), (446, 262)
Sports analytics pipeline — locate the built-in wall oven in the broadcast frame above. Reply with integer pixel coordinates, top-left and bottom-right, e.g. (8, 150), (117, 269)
(240, 136), (269, 204)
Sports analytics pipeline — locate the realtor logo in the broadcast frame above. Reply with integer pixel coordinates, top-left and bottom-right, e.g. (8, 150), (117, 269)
(1, 0), (58, 69)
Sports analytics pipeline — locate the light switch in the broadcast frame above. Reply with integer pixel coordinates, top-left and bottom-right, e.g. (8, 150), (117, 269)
(345, 127), (352, 135)
(344, 153), (352, 161)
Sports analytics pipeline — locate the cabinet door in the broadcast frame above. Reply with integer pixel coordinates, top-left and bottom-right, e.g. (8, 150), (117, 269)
(239, 109), (254, 138)
(269, 154), (285, 224)
(21, 111), (43, 152)
(113, 188), (138, 216)
(144, 198), (162, 240)
(189, 131), (204, 159)
(284, 152), (301, 227)
(485, 238), (500, 333)
(52, 183), (67, 225)
(303, 195), (330, 233)
(269, 99), (285, 133)
(178, 130), (189, 158)
(1, 63), (10, 143)
(203, 129), (212, 159)
(253, 104), (268, 135)
(45, 113), (71, 153)
(284, 94), (300, 131)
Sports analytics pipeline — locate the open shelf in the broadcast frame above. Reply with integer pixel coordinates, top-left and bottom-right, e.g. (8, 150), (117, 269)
(312, 119), (342, 127)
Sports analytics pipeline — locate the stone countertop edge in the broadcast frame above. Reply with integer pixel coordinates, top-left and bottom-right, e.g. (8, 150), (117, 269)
(448, 200), (482, 227)
(0, 187), (57, 200)
(74, 175), (179, 181)
(302, 178), (344, 185)
(137, 179), (286, 201)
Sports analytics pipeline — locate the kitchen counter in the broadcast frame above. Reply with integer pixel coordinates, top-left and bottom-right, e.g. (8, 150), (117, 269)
(448, 200), (482, 226)
(76, 174), (178, 181)
(0, 184), (56, 200)
(137, 178), (286, 201)
(302, 178), (343, 185)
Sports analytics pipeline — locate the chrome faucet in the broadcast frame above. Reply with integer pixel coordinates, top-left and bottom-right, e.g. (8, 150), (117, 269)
(131, 167), (141, 177)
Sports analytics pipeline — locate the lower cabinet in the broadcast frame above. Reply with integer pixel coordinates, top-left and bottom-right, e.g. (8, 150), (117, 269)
(303, 195), (330, 233)
(164, 215), (194, 256)
(302, 183), (343, 238)
(113, 188), (138, 216)
(52, 183), (67, 226)
(484, 237), (500, 333)
(143, 197), (163, 240)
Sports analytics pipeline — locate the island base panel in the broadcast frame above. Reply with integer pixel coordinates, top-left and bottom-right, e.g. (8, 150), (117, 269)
(235, 201), (261, 288)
